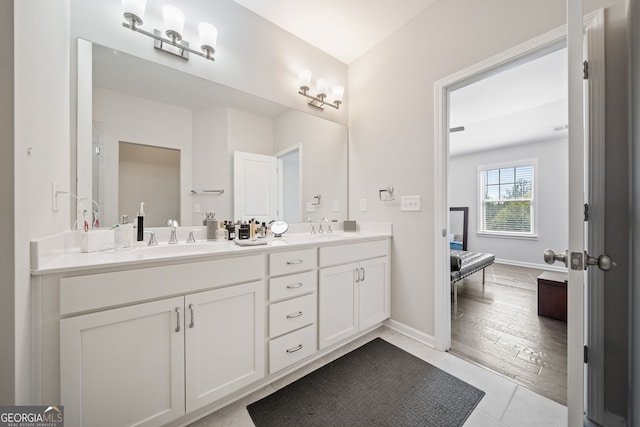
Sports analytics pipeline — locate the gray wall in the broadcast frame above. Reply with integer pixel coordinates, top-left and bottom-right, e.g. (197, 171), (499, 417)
(449, 139), (568, 267)
(0, 0), (14, 404)
(349, 0), (630, 421)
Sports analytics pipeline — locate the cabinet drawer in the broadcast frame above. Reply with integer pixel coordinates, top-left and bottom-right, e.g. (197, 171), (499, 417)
(319, 239), (388, 267)
(269, 294), (316, 338)
(269, 324), (317, 373)
(269, 271), (317, 302)
(269, 248), (317, 276)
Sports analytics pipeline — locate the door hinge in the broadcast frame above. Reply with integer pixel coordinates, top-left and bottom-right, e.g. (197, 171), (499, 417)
(584, 345), (588, 363)
(583, 61), (589, 79)
(584, 203), (589, 221)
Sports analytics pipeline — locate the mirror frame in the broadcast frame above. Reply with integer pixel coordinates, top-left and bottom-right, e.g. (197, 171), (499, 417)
(449, 206), (469, 251)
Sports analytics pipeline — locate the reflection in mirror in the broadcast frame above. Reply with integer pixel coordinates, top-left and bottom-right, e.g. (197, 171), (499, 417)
(449, 207), (468, 251)
(76, 39), (348, 228)
(119, 142), (180, 227)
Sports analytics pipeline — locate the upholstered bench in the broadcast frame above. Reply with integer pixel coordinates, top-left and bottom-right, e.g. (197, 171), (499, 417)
(450, 250), (495, 302)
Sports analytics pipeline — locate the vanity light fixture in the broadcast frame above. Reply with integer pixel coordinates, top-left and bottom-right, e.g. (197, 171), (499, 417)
(298, 69), (344, 110)
(121, 0), (218, 62)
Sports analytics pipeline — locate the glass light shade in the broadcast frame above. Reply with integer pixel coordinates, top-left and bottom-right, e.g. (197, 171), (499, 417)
(316, 78), (328, 96)
(198, 23), (218, 49)
(332, 85), (345, 103)
(163, 5), (185, 38)
(298, 69), (312, 89)
(122, 0), (146, 23)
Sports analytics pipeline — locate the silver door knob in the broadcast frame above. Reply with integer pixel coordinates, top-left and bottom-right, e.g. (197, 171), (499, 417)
(585, 252), (616, 271)
(544, 249), (568, 267)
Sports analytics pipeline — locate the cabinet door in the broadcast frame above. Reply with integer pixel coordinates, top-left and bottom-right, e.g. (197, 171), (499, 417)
(60, 297), (185, 427)
(358, 257), (390, 330)
(318, 263), (358, 350)
(185, 281), (265, 412)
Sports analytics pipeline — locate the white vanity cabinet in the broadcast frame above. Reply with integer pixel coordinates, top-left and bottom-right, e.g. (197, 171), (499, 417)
(60, 297), (186, 427)
(33, 230), (391, 427)
(268, 248), (318, 373)
(57, 256), (265, 427)
(318, 240), (390, 350)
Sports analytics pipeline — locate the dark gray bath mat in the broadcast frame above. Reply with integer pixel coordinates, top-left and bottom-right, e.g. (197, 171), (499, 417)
(247, 337), (484, 426)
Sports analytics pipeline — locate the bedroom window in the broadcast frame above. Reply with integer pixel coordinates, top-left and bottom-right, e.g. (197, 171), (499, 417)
(478, 161), (536, 237)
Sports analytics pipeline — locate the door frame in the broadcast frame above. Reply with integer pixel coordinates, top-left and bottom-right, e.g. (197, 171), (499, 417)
(433, 8), (604, 420)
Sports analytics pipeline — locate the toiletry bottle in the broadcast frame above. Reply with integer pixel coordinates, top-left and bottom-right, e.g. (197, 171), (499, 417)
(228, 221), (236, 240)
(137, 202), (145, 242)
(116, 215), (133, 249)
(250, 219), (256, 240)
(215, 221), (228, 241)
(205, 212), (217, 240)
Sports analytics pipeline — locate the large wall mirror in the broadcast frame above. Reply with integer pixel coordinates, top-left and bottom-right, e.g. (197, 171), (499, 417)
(76, 39), (348, 228)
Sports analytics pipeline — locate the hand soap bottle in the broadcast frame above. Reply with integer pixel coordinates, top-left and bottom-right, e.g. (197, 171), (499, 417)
(137, 202), (145, 242)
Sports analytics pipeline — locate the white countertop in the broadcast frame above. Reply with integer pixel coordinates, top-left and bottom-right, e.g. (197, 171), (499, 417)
(31, 229), (392, 275)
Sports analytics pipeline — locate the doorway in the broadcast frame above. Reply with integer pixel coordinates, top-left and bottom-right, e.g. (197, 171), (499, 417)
(447, 45), (569, 404)
(433, 10), (606, 424)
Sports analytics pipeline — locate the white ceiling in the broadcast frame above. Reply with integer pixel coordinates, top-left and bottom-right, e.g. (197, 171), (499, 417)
(449, 47), (568, 157)
(232, 0), (438, 64)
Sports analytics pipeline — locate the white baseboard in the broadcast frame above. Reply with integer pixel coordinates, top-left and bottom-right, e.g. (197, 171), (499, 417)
(384, 319), (435, 348)
(495, 258), (568, 273)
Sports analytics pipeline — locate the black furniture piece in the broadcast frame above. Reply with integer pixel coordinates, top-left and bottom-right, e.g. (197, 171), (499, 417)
(449, 207), (495, 303)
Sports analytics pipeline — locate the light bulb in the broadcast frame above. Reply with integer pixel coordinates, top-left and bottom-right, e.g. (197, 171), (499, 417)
(332, 85), (344, 104)
(316, 78), (328, 97)
(199, 22), (218, 51)
(122, 0), (146, 25)
(298, 69), (312, 90)
(163, 5), (185, 41)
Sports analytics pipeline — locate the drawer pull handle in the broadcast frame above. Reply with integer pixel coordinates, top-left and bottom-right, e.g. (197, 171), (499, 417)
(286, 311), (303, 319)
(175, 307), (181, 333)
(286, 282), (304, 289)
(188, 303), (195, 328)
(361, 267), (365, 282)
(286, 344), (303, 353)
(286, 259), (303, 265)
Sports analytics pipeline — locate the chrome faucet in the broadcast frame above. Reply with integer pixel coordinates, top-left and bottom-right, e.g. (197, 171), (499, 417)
(187, 229), (202, 243)
(144, 230), (158, 246)
(305, 217), (316, 235)
(167, 219), (179, 244)
(319, 217), (329, 234)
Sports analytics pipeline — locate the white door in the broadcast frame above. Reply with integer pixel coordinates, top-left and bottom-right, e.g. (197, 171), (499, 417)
(60, 297), (185, 427)
(234, 151), (278, 222)
(185, 282), (265, 412)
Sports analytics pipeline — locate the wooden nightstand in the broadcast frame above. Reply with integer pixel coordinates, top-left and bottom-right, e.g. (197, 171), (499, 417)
(537, 271), (568, 322)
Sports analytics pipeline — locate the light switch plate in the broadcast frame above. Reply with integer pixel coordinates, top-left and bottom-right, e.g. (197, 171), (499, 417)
(359, 199), (367, 212)
(306, 202), (315, 212)
(333, 200), (339, 212)
(401, 195), (421, 211)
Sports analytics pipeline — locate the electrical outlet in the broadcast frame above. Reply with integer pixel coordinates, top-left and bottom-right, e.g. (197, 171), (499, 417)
(333, 200), (339, 212)
(52, 181), (59, 212)
(194, 203), (201, 213)
(400, 195), (421, 212)
(306, 202), (315, 212)
(360, 198), (367, 212)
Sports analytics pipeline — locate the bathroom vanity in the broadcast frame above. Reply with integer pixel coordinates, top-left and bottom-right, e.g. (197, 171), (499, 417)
(31, 226), (390, 426)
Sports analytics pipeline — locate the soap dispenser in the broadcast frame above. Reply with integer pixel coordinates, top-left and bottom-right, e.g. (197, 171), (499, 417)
(137, 202), (145, 242)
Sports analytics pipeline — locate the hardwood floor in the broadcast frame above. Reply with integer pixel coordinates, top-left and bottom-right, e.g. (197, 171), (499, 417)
(450, 263), (568, 405)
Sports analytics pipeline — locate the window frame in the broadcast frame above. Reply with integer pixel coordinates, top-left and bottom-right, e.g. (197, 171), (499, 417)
(477, 159), (538, 240)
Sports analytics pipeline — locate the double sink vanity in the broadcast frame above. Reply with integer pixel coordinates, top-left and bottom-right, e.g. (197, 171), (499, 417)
(31, 224), (391, 426)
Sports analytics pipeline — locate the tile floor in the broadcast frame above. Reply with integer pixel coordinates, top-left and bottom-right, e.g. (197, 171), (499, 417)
(188, 327), (568, 427)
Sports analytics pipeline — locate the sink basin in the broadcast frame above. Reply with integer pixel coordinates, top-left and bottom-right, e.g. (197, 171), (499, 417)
(135, 243), (217, 257)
